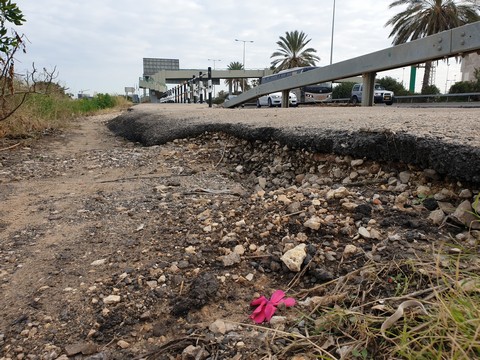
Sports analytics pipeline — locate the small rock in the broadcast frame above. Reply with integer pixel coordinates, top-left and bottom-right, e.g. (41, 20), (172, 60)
(209, 319), (226, 335)
(258, 177), (267, 189)
(287, 201), (302, 213)
(438, 201), (456, 214)
(90, 259), (107, 266)
(428, 209), (445, 225)
(219, 252), (241, 267)
(350, 159), (364, 167)
(343, 244), (358, 258)
(326, 187), (350, 200)
(65, 343), (98, 356)
(369, 228), (382, 240)
(342, 202), (358, 211)
(245, 273), (254, 281)
(358, 227), (371, 239)
(452, 200), (480, 230)
(235, 165), (244, 173)
(103, 295), (121, 304)
(117, 340), (130, 349)
(146, 281), (158, 289)
(459, 189), (473, 198)
(234, 245), (245, 255)
(277, 194), (292, 205)
(182, 345), (209, 360)
(270, 316), (287, 330)
(304, 216), (321, 230)
(416, 185), (431, 196)
(399, 171), (411, 184)
(423, 168), (438, 180)
(281, 244), (307, 272)
(423, 197), (438, 211)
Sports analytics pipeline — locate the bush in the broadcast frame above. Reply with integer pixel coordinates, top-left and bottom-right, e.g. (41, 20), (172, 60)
(421, 84), (441, 95)
(377, 76), (409, 96)
(449, 81), (480, 94)
(332, 82), (355, 99)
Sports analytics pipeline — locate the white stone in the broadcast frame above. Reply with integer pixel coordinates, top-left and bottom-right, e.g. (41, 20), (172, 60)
(343, 244), (358, 257)
(351, 159), (364, 167)
(417, 185), (431, 196)
(258, 177), (267, 189)
(281, 244), (307, 272)
(90, 259), (107, 266)
(234, 245), (245, 255)
(453, 200), (480, 230)
(304, 216), (321, 230)
(428, 209), (445, 225)
(326, 186), (350, 200)
(219, 252), (241, 266)
(185, 246), (196, 254)
(358, 227), (371, 239)
(270, 316), (287, 330)
(277, 194), (292, 205)
(399, 171), (411, 184)
(103, 295), (121, 304)
(209, 319), (227, 334)
(342, 202), (358, 211)
(459, 189), (473, 198)
(117, 340), (130, 349)
(369, 228), (382, 240)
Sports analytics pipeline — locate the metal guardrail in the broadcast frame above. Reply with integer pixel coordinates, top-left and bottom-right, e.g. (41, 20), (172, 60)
(395, 92), (480, 102)
(224, 21), (480, 108)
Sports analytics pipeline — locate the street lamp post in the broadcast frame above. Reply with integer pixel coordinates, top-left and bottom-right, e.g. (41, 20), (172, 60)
(235, 39), (253, 92)
(208, 58), (221, 70)
(208, 59), (221, 97)
(330, 0), (336, 65)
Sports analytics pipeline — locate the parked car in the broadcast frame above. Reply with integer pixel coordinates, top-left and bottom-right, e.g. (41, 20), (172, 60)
(257, 91), (298, 107)
(351, 83), (394, 105)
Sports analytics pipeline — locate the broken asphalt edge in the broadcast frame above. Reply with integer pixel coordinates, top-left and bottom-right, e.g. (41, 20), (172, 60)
(107, 111), (480, 185)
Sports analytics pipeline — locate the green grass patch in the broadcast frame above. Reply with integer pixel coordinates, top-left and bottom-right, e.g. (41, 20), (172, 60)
(0, 92), (131, 138)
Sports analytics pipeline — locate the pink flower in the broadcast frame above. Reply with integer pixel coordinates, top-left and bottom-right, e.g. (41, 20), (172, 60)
(250, 290), (296, 324)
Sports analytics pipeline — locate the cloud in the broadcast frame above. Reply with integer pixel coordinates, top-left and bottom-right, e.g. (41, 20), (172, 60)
(16, 0), (462, 95)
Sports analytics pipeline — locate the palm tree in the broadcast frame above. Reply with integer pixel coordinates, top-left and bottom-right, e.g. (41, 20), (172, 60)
(270, 30), (320, 72)
(386, 0), (480, 93)
(225, 61), (249, 93)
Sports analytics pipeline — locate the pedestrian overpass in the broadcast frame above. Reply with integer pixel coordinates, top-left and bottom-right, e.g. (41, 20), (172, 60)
(139, 69), (274, 94)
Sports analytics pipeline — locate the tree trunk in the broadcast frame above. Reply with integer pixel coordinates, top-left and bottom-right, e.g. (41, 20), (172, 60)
(421, 61), (432, 94)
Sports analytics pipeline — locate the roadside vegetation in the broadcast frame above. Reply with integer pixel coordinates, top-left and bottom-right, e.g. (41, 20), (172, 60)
(0, 2), (131, 139)
(0, 89), (131, 138)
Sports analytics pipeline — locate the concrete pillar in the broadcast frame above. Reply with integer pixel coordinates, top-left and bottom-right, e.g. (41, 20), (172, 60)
(362, 72), (376, 106)
(281, 90), (290, 108)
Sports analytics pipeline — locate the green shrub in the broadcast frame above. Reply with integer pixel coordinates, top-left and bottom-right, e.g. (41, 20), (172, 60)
(377, 76), (409, 96)
(421, 84), (441, 95)
(332, 81), (355, 99)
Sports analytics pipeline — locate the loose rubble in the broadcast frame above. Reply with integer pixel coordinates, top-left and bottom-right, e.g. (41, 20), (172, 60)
(0, 113), (479, 359)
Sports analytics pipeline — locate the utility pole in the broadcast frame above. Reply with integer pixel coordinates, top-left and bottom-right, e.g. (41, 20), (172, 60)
(235, 39), (253, 92)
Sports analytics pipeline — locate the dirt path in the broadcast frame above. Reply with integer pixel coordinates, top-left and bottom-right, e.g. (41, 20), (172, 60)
(1, 111), (479, 359)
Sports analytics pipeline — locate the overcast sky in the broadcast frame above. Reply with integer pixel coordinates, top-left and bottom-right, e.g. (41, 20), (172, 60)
(17, 0), (462, 96)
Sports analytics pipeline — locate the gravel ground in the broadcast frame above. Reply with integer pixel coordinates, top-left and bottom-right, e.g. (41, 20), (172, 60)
(0, 108), (479, 359)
